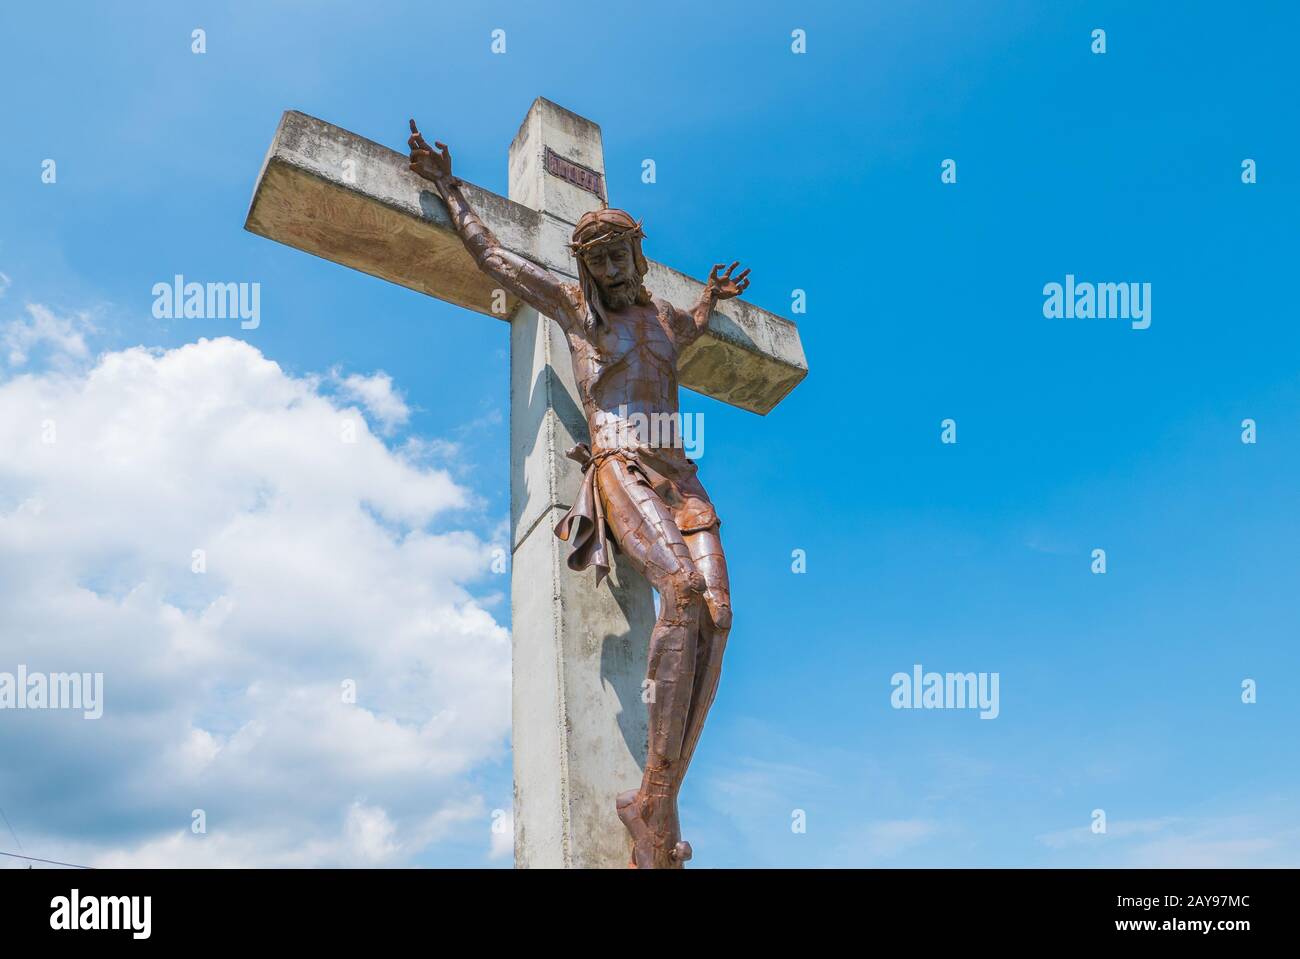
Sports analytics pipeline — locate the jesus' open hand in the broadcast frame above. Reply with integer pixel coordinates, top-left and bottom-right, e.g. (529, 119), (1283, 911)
(408, 119), (452, 183)
(705, 261), (751, 300)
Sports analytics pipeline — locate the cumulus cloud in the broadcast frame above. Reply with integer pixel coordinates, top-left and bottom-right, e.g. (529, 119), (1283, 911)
(0, 337), (510, 867)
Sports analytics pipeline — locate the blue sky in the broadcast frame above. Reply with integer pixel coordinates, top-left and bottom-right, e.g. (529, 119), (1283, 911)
(1, 0), (1297, 867)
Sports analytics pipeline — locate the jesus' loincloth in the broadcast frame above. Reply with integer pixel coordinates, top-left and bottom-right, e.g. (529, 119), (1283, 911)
(553, 441), (719, 586)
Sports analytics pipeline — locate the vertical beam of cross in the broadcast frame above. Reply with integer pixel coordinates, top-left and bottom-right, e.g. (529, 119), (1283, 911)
(506, 99), (654, 868)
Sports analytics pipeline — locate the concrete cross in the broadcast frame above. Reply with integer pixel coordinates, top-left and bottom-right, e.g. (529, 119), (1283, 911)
(244, 98), (807, 868)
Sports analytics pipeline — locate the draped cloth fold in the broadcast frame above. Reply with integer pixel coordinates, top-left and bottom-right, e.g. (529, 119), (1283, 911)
(552, 442), (720, 587)
(552, 443), (619, 586)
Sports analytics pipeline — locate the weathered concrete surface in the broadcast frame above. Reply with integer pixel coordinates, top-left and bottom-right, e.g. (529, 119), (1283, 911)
(245, 109), (808, 414)
(508, 98), (606, 226)
(246, 110), (536, 318)
(508, 98), (654, 869)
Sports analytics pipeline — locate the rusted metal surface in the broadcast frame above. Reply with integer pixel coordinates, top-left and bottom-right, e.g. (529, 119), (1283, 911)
(410, 120), (751, 868)
(544, 146), (607, 201)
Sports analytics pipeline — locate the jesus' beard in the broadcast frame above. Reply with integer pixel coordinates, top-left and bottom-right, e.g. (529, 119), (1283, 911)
(599, 281), (639, 311)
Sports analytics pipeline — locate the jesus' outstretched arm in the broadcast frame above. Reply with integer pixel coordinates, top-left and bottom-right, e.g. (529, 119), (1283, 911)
(407, 119), (579, 331)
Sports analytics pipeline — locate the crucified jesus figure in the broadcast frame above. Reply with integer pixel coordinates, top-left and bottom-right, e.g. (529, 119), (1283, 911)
(408, 119), (747, 869)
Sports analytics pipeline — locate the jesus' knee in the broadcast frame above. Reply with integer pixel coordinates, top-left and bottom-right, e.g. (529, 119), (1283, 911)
(705, 592), (732, 634)
(658, 564), (706, 624)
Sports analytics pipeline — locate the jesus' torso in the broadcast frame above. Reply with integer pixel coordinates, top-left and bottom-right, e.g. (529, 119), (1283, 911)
(563, 296), (688, 456)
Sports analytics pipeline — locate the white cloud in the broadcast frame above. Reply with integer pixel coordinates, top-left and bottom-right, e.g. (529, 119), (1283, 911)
(0, 337), (510, 867)
(76, 796), (486, 869)
(1, 302), (93, 369)
(335, 370), (410, 433)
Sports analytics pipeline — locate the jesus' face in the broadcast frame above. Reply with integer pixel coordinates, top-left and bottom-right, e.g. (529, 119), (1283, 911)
(582, 240), (639, 310)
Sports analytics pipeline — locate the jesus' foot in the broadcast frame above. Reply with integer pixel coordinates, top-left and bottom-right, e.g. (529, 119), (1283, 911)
(616, 788), (688, 869)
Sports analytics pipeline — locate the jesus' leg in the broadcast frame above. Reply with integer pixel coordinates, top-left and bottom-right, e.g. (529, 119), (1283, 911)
(597, 458), (705, 868)
(675, 527), (732, 785)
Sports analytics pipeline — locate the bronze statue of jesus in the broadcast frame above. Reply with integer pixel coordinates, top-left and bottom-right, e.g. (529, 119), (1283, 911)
(409, 119), (747, 869)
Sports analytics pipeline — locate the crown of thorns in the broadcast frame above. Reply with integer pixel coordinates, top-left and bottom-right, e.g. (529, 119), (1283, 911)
(568, 213), (645, 256)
